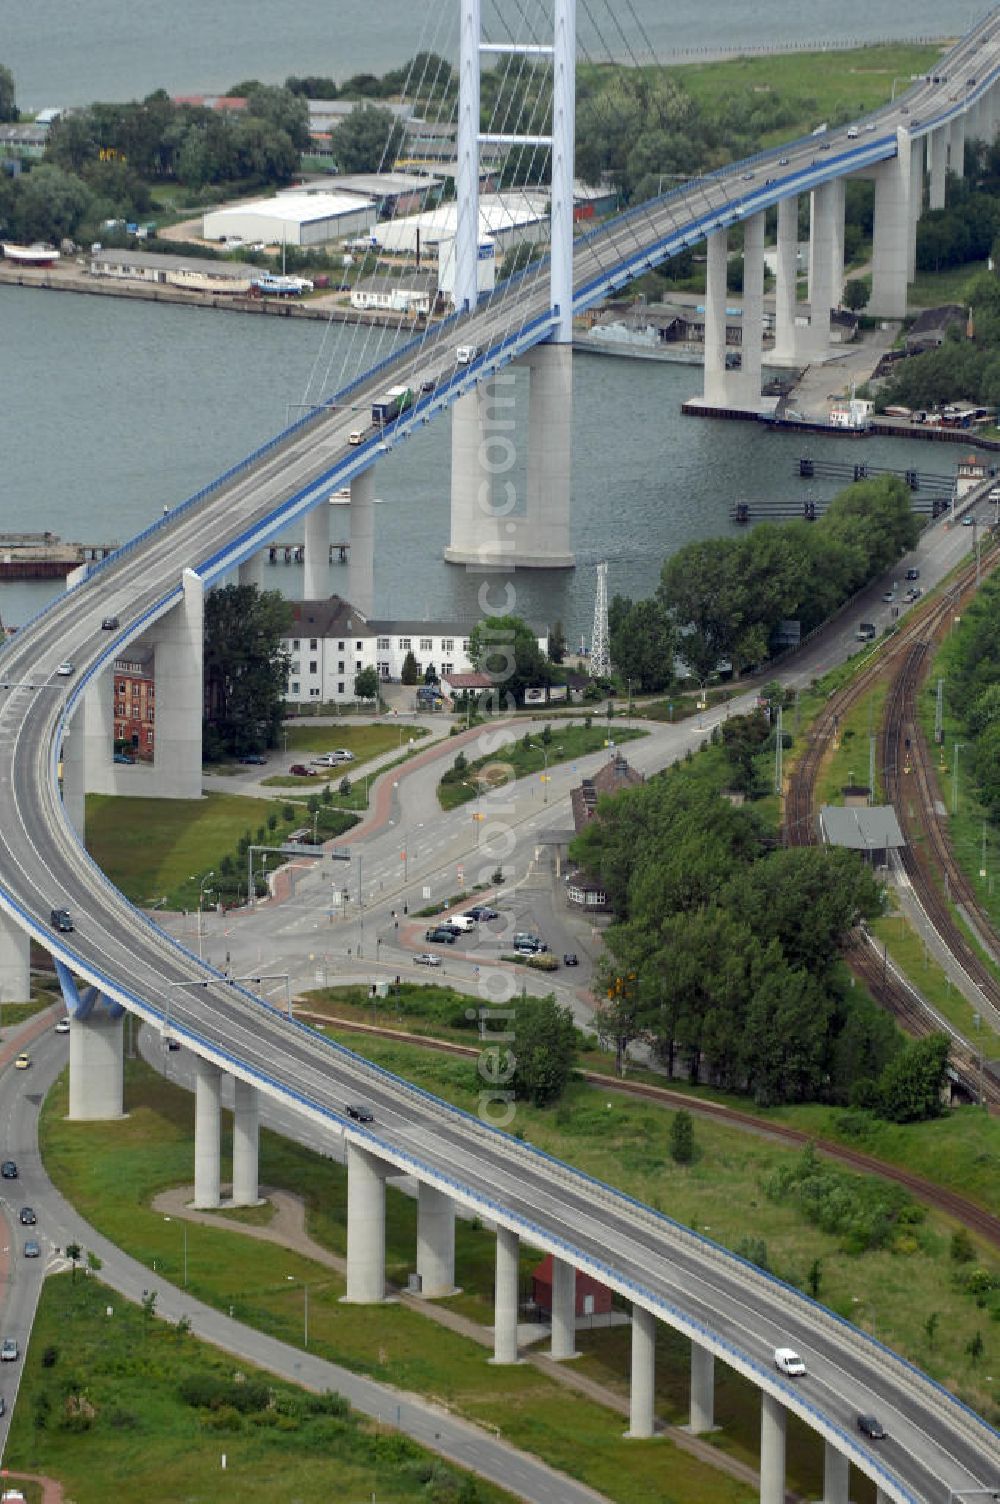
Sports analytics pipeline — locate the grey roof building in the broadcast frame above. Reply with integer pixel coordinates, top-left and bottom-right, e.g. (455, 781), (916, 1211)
(819, 805), (905, 864)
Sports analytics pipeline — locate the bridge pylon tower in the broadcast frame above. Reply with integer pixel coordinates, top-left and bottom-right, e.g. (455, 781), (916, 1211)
(446, 0), (576, 571)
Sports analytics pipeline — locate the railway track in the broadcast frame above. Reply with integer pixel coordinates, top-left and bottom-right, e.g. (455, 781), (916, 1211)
(784, 547), (1000, 1107)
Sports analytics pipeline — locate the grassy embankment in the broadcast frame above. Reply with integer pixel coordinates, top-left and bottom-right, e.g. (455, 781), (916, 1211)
(39, 1032), (1000, 1503)
(39, 1061), (756, 1504)
(438, 724), (647, 811)
(3, 1273), (518, 1504)
(260, 722), (428, 791)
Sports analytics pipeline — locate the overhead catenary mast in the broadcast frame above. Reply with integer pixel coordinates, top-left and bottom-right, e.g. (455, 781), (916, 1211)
(590, 561), (610, 679)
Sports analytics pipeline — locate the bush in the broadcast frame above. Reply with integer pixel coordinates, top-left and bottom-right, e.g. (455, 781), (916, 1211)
(952, 1227), (976, 1264)
(764, 1143), (923, 1254)
(669, 1108), (695, 1164)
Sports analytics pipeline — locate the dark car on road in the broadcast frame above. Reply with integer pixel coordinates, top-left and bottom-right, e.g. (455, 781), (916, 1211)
(905, 567), (920, 580)
(465, 906), (499, 921)
(563, 953), (579, 966)
(50, 907), (73, 933)
(345, 1103), (374, 1123)
(23, 1240), (40, 1259)
(1, 1163), (17, 1180)
(101, 615), (120, 630)
(425, 926), (456, 944)
(19, 1208), (35, 1226)
(856, 1413), (887, 1440)
(238, 754), (267, 765)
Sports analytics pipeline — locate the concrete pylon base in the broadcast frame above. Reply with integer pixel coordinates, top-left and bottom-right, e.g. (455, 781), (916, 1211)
(343, 1141), (392, 1303)
(443, 543), (576, 569)
(68, 1008), (125, 1120)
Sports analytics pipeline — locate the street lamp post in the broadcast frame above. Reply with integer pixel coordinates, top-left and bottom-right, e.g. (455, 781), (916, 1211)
(529, 742), (563, 805)
(196, 871), (215, 960)
(164, 1215), (188, 1286)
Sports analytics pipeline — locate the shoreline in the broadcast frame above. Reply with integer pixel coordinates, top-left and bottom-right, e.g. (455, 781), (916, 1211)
(0, 260), (413, 329)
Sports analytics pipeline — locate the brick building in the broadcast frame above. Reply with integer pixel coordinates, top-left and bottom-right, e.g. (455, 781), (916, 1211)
(113, 650), (155, 761)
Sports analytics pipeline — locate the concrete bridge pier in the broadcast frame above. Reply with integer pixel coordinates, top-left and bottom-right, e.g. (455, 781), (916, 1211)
(759, 1393), (787, 1504)
(231, 1077), (260, 1205)
(731, 210), (764, 409)
(870, 129), (912, 318)
(549, 1255), (579, 1360)
(82, 667), (115, 795)
(908, 141), (924, 283)
(445, 361), (574, 570)
(927, 125), (948, 210)
(343, 1140), (392, 1303)
(55, 961), (125, 1120)
(348, 469), (375, 617)
(523, 343), (573, 564)
(238, 552), (266, 591)
(688, 1342), (715, 1433)
(949, 113), (966, 180)
(0, 911), (30, 1006)
(491, 1226), (521, 1364)
(415, 1181), (457, 1297)
(829, 177), (846, 307)
(60, 702), (86, 839)
(302, 503), (329, 600)
(626, 1305), (657, 1437)
(822, 1440), (850, 1503)
(703, 227), (730, 404)
(805, 181), (839, 356)
(149, 569), (204, 799)
(193, 1056), (222, 1208)
(772, 195), (801, 363)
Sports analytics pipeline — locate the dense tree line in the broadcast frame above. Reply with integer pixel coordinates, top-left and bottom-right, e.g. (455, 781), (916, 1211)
(940, 571), (1000, 819)
(203, 584), (292, 761)
(576, 748), (898, 1105)
(654, 475), (919, 683)
(877, 268), (1000, 412)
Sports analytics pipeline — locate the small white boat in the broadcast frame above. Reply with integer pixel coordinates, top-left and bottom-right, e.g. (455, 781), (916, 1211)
(1, 243), (61, 266)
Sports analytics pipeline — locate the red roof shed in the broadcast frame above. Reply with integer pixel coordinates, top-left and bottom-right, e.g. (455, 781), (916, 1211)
(531, 1255), (612, 1318)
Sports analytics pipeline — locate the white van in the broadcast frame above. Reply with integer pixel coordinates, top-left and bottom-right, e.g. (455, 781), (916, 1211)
(455, 345), (479, 365)
(448, 914), (477, 932)
(348, 430), (365, 445)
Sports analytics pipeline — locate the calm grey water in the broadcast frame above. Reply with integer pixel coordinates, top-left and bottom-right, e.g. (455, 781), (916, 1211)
(3, 0), (984, 109)
(0, 285), (955, 641)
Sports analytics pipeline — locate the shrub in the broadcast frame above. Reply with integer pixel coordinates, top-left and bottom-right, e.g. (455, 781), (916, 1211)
(669, 1108), (695, 1164)
(952, 1227), (975, 1263)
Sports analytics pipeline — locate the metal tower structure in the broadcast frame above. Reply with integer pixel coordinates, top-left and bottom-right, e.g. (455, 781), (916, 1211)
(591, 562), (610, 678)
(457, 0), (576, 341)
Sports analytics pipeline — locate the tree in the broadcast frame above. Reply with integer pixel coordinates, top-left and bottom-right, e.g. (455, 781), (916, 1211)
(513, 995), (577, 1107)
(400, 649), (418, 685)
(8, 162), (93, 243)
(669, 1108), (695, 1164)
(0, 64), (16, 123)
(203, 584), (292, 760)
(66, 1241), (81, 1281)
(468, 614), (549, 707)
(842, 277), (869, 312)
(354, 665), (379, 701)
(876, 1033), (950, 1122)
(330, 104), (405, 173)
(610, 596), (676, 693)
(548, 619), (567, 665)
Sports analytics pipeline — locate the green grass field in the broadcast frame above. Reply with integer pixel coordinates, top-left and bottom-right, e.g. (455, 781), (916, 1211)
(672, 43), (943, 144)
(907, 261), (988, 308)
(38, 1061), (757, 1504)
(438, 724), (647, 810)
(3, 1274), (517, 1504)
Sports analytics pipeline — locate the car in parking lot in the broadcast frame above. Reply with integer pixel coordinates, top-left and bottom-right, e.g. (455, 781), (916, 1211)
(513, 932), (547, 953)
(856, 1413), (887, 1440)
(23, 1240), (40, 1259)
(1, 1339), (18, 1363)
(425, 926), (456, 944)
(289, 764), (318, 777)
(774, 1347), (806, 1376)
(54, 1017), (70, 1034)
(1, 1163), (17, 1180)
(414, 952), (442, 967)
(14, 1055), (30, 1071)
(345, 1103), (374, 1123)
(465, 906), (499, 922)
(55, 661), (75, 676)
(19, 1208), (35, 1226)
(905, 567), (920, 580)
(238, 753), (267, 765)
(312, 750), (355, 767)
(113, 753), (135, 764)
